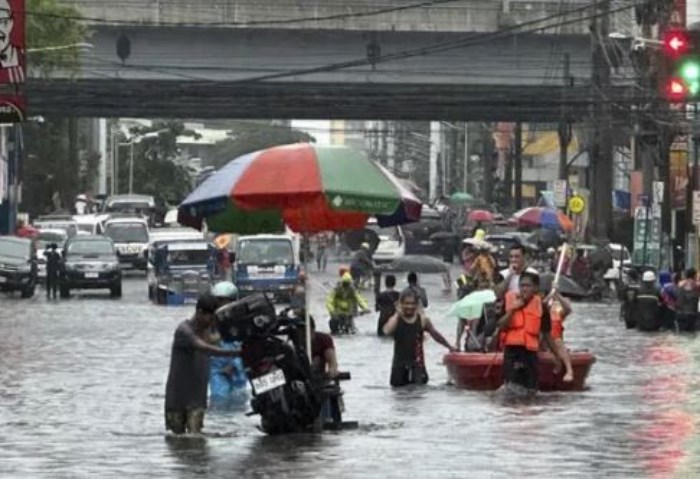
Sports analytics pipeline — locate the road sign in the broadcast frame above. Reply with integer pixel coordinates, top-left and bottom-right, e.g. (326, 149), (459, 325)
(568, 195), (585, 214)
(553, 180), (567, 207)
(653, 181), (664, 204)
(693, 191), (700, 225)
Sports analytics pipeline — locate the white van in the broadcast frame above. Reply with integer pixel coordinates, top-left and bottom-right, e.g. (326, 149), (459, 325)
(366, 218), (405, 263)
(104, 217), (150, 270)
(234, 234), (300, 300)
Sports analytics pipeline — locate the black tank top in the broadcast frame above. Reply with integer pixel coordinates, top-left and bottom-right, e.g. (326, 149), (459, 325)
(392, 315), (425, 368)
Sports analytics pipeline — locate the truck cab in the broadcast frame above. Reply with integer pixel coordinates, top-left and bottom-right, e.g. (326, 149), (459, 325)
(150, 241), (215, 305)
(234, 234), (300, 301)
(103, 216), (150, 270)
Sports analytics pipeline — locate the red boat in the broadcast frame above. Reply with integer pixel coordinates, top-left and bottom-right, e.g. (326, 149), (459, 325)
(443, 351), (596, 391)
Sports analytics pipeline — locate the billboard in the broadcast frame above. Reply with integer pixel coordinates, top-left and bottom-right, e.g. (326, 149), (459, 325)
(0, 0), (25, 85)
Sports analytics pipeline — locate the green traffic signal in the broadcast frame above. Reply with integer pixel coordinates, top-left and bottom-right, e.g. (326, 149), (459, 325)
(678, 58), (700, 97)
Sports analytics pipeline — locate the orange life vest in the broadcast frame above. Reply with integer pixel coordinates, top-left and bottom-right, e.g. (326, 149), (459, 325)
(503, 291), (542, 352)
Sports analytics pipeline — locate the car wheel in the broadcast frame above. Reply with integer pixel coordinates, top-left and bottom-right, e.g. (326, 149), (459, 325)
(110, 282), (122, 298)
(21, 285), (35, 299)
(60, 283), (70, 299)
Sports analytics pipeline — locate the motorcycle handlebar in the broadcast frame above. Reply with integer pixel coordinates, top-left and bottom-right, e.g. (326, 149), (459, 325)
(334, 371), (351, 381)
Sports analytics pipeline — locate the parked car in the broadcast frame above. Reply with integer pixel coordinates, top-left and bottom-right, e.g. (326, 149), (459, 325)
(403, 207), (446, 255)
(60, 236), (122, 298)
(103, 216), (150, 270)
(366, 218), (405, 263)
(33, 215), (79, 238)
(0, 236), (37, 298)
(35, 228), (68, 281)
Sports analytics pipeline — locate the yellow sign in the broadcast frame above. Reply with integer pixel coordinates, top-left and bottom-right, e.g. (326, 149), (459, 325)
(568, 195), (585, 214)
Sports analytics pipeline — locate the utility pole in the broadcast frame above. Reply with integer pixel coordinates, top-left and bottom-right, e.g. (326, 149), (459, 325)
(590, 0), (613, 239)
(514, 122), (523, 210)
(559, 53), (573, 181)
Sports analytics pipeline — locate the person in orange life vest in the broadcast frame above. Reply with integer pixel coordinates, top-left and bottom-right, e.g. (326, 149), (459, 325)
(496, 272), (571, 391)
(542, 288), (574, 382)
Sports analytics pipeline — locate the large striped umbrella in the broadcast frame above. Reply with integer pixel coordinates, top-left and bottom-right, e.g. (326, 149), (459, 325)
(178, 144), (422, 234)
(510, 207), (574, 231)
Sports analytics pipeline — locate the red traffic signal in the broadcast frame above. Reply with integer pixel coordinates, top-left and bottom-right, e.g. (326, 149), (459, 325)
(665, 77), (688, 102)
(662, 29), (691, 57)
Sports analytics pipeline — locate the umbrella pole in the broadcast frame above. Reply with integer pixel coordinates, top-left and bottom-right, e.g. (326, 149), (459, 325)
(303, 232), (312, 363)
(553, 242), (568, 291)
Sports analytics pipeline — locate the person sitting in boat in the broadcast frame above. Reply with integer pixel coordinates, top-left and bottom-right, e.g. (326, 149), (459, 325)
(467, 242), (496, 286)
(495, 244), (538, 295)
(209, 282), (248, 409)
(383, 288), (456, 387)
(456, 279), (497, 352)
(376, 274), (400, 336)
(327, 272), (370, 333)
(495, 272), (572, 393)
(542, 288), (574, 381)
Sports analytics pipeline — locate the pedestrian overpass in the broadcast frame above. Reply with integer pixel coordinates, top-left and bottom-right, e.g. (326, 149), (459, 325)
(26, 25), (634, 121)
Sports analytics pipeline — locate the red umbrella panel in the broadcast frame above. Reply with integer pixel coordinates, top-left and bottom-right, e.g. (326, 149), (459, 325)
(467, 209), (494, 223)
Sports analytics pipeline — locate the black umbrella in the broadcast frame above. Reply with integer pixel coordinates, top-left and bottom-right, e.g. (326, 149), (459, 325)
(387, 255), (449, 274)
(539, 272), (588, 299)
(343, 228), (380, 252)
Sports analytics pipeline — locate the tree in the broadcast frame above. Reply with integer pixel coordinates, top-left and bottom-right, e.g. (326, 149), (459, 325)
(26, 0), (89, 77)
(116, 121), (198, 205)
(21, 1), (88, 215)
(207, 122), (315, 169)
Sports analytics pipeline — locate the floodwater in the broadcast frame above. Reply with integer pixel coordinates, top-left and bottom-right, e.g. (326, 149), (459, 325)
(2, 269), (700, 478)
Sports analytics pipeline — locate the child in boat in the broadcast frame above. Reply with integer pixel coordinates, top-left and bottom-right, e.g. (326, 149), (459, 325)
(542, 288), (574, 382)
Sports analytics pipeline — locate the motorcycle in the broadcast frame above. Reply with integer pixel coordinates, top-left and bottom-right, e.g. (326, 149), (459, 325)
(329, 310), (369, 336)
(217, 295), (354, 434)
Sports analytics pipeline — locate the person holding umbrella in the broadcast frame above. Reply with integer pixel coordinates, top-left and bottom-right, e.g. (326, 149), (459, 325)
(44, 243), (61, 300)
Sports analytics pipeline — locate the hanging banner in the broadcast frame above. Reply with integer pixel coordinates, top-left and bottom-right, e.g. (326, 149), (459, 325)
(629, 170), (643, 216)
(670, 149), (688, 209)
(0, 0), (25, 85)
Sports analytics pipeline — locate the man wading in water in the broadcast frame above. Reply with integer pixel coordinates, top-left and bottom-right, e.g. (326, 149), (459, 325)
(383, 289), (455, 387)
(164, 295), (240, 435)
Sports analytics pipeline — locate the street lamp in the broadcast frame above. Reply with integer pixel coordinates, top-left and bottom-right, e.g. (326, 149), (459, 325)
(121, 129), (168, 194)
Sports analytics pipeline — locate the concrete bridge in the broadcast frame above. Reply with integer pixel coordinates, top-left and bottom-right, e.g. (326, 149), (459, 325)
(28, 1), (636, 120)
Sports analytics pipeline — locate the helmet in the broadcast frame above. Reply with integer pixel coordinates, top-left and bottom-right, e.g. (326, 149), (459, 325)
(473, 229), (486, 241)
(341, 272), (353, 284)
(211, 281), (238, 299)
(642, 271), (656, 282)
(361, 242), (370, 250)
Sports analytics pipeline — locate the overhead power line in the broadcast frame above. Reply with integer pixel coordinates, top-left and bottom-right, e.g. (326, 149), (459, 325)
(232, 0), (636, 83)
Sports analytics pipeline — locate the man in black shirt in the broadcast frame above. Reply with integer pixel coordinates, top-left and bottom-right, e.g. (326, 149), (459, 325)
(44, 243), (61, 300)
(164, 295), (240, 435)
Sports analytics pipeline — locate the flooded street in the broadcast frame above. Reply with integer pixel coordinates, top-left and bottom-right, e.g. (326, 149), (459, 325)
(2, 269), (700, 478)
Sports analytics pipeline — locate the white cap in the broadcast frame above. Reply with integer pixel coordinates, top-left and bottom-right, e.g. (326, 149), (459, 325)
(642, 271), (656, 282)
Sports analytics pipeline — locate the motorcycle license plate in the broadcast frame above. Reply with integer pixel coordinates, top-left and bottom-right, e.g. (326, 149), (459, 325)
(251, 369), (286, 394)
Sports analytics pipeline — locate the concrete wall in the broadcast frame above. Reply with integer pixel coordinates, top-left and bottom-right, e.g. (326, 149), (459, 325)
(61, 0), (597, 33)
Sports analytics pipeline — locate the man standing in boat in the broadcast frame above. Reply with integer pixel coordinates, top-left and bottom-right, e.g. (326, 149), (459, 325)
(495, 244), (538, 295)
(496, 272), (572, 393)
(383, 289), (455, 387)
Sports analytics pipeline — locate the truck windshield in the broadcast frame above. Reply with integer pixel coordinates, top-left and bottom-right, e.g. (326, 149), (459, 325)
(167, 249), (211, 266)
(68, 240), (113, 256)
(238, 239), (294, 266)
(105, 223), (149, 243)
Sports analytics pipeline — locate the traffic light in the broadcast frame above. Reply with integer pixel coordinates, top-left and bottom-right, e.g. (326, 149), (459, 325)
(662, 27), (700, 102)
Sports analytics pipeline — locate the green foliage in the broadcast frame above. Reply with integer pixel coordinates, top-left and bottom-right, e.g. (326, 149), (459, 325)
(207, 122), (315, 168)
(116, 121), (198, 205)
(26, 0), (88, 74)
